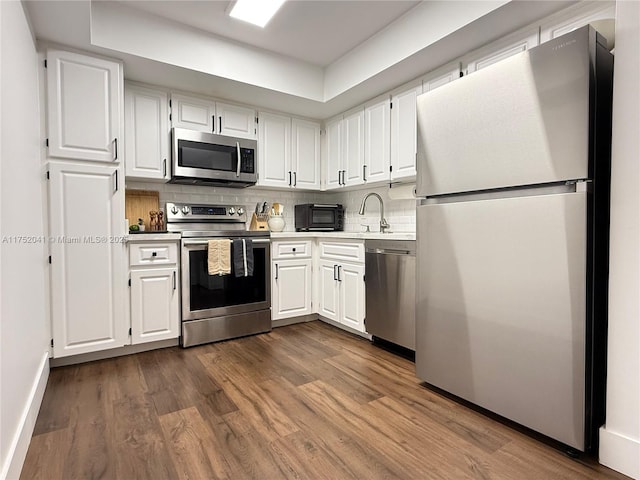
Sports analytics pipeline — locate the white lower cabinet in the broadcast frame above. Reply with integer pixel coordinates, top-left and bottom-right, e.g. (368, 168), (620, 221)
(272, 259), (313, 320)
(317, 240), (366, 333)
(49, 161), (127, 358)
(271, 240), (313, 320)
(129, 241), (180, 344)
(318, 259), (366, 333)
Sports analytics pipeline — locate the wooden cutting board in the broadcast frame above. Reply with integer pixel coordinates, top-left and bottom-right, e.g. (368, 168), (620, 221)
(125, 189), (160, 230)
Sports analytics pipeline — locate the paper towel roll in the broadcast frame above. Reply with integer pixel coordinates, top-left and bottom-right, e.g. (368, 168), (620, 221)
(388, 183), (417, 200)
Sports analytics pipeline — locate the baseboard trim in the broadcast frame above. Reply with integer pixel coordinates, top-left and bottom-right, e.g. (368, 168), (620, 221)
(599, 426), (640, 479)
(50, 338), (179, 367)
(1, 351), (50, 480)
(272, 314), (318, 328)
(317, 316), (372, 340)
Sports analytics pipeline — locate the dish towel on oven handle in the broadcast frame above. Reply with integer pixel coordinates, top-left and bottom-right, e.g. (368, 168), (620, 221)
(233, 238), (254, 277)
(207, 239), (231, 276)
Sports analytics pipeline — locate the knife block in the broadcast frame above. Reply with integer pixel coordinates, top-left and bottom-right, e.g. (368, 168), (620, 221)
(249, 213), (269, 231)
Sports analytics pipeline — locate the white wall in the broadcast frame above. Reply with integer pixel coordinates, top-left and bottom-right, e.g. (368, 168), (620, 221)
(125, 181), (417, 235)
(598, 1), (640, 478)
(0, 2), (50, 479)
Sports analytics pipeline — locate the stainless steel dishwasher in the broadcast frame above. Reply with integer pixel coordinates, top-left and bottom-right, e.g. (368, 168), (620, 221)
(365, 239), (416, 351)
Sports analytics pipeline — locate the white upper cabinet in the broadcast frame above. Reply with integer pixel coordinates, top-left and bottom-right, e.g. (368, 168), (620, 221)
(170, 93), (256, 139)
(464, 29), (539, 74)
(124, 84), (170, 181)
(390, 81), (422, 182)
(217, 102), (257, 139)
(171, 93), (216, 133)
(540, 2), (615, 44)
(291, 118), (321, 189)
(257, 112), (320, 189)
(324, 115), (343, 189)
(342, 108), (365, 187)
(258, 111), (291, 188)
(47, 50), (123, 163)
(364, 96), (391, 184)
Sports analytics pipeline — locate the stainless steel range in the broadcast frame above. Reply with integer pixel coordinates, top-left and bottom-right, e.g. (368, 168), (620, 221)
(166, 202), (271, 347)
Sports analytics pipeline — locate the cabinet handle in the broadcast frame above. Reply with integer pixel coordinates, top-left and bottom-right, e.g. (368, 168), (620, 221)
(152, 251), (157, 257)
(173, 271), (176, 290)
(212, 116), (215, 133)
(163, 158), (167, 178)
(113, 138), (118, 161)
(219, 116), (222, 134)
(338, 170), (342, 185)
(333, 264), (338, 281)
(293, 171), (297, 187)
(289, 171), (292, 186)
(343, 170), (347, 185)
(275, 263), (279, 280)
(337, 265), (342, 282)
(363, 164), (367, 182)
(113, 170), (118, 193)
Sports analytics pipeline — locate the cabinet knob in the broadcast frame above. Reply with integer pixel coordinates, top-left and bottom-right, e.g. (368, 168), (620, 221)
(292, 247), (296, 252)
(152, 252), (157, 257)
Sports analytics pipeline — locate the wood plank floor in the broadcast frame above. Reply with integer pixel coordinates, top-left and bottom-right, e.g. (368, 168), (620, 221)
(22, 321), (628, 480)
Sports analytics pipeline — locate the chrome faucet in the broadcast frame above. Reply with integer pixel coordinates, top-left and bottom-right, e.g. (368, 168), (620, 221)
(358, 192), (390, 233)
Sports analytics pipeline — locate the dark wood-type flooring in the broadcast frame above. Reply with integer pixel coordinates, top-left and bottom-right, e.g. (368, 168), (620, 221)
(22, 321), (628, 480)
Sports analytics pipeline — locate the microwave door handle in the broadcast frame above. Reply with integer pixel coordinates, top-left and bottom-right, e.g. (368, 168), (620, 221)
(236, 142), (241, 177)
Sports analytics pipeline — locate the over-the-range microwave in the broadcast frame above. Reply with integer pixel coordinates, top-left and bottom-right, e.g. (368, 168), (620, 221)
(170, 128), (257, 188)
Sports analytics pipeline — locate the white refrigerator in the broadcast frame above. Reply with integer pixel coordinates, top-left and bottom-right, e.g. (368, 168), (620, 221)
(415, 25), (613, 453)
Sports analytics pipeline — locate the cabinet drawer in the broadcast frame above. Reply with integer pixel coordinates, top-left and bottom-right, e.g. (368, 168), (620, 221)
(272, 240), (312, 259)
(318, 241), (364, 263)
(129, 242), (178, 266)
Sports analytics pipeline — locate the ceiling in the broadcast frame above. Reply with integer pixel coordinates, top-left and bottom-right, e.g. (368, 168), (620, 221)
(120, 0), (421, 67)
(23, 0), (577, 119)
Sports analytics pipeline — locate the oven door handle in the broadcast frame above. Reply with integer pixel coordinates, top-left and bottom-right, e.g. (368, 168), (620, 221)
(182, 238), (271, 246)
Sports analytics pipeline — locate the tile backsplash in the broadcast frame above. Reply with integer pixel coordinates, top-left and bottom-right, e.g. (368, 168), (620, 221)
(126, 181), (416, 233)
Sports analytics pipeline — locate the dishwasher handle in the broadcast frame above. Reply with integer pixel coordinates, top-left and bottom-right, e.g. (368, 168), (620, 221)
(366, 247), (414, 255)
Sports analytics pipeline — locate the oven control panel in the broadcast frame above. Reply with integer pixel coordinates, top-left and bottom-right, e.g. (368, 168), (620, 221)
(166, 202), (247, 223)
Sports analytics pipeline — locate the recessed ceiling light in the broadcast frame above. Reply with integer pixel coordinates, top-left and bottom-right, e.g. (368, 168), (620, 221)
(229, 0), (286, 28)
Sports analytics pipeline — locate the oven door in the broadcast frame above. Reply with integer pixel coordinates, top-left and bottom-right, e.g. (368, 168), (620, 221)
(181, 237), (270, 321)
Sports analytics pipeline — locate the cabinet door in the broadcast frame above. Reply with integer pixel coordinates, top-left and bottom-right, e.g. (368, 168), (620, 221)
(540, 2), (615, 44)
(272, 259), (312, 320)
(217, 102), (256, 139)
(171, 93), (216, 133)
(339, 262), (366, 333)
(342, 109), (365, 186)
(325, 116), (342, 190)
(124, 84), (169, 180)
(257, 111), (291, 188)
(47, 50), (122, 162)
(364, 98), (391, 183)
(465, 30), (539, 74)
(318, 260), (340, 322)
(291, 118), (321, 190)
(423, 63), (461, 93)
(130, 268), (179, 344)
(49, 162), (127, 357)
(390, 84), (421, 181)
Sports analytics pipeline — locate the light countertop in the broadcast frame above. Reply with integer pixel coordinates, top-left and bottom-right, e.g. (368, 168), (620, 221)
(126, 232), (181, 242)
(270, 231), (416, 241)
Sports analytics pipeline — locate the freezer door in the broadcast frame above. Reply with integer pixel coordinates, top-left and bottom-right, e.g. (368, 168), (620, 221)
(416, 192), (587, 450)
(416, 27), (593, 196)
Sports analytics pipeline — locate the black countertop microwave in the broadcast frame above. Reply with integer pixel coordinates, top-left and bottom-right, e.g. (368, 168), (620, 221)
(170, 128), (257, 187)
(295, 204), (344, 231)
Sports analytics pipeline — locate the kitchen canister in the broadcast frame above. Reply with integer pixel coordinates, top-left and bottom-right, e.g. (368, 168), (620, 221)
(267, 214), (285, 232)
